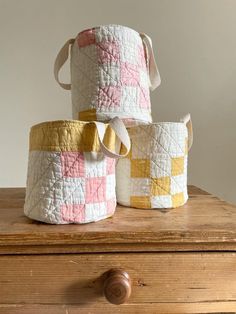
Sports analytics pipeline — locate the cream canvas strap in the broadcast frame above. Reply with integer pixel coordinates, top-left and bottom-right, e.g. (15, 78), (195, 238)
(181, 113), (193, 150)
(94, 117), (131, 159)
(140, 33), (161, 91)
(54, 38), (74, 90)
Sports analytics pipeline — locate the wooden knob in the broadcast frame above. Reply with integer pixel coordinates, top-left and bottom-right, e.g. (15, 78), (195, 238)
(103, 269), (131, 305)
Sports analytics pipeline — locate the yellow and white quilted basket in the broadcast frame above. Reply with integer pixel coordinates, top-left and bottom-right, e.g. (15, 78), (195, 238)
(116, 114), (193, 209)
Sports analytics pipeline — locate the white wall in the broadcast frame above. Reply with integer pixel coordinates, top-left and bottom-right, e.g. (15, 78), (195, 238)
(0, 0), (235, 203)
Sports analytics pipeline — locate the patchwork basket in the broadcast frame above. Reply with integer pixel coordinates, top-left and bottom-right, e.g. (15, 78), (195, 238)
(116, 114), (193, 209)
(24, 118), (130, 224)
(54, 24), (161, 126)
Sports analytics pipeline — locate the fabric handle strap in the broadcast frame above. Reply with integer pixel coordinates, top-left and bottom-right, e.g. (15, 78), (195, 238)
(181, 113), (193, 151)
(140, 33), (161, 91)
(93, 117), (131, 159)
(54, 38), (74, 90)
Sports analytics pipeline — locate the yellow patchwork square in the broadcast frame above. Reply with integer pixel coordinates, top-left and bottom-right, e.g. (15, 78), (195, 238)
(172, 192), (185, 208)
(151, 177), (170, 196)
(79, 108), (97, 121)
(130, 196), (151, 209)
(131, 159), (150, 178)
(171, 156), (184, 176)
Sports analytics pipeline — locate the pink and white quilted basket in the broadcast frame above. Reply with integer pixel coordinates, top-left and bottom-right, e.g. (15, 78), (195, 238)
(24, 118), (130, 224)
(54, 24), (161, 126)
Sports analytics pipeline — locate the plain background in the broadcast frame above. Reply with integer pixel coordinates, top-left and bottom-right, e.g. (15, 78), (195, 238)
(0, 0), (235, 204)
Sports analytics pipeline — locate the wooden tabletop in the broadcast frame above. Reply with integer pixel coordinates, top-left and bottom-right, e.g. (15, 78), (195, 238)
(0, 186), (236, 254)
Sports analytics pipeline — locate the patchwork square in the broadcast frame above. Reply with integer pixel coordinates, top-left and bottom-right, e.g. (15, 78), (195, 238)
(106, 197), (116, 215)
(170, 174), (186, 195)
(131, 159), (150, 178)
(151, 177), (171, 196)
(84, 152), (106, 177)
(63, 177), (86, 205)
(139, 87), (151, 109)
(151, 195), (172, 208)
(85, 177), (106, 203)
(130, 196), (151, 209)
(61, 204), (85, 223)
(77, 28), (96, 48)
(120, 42), (138, 64)
(121, 62), (139, 86)
(171, 156), (185, 176)
(172, 192), (185, 208)
(120, 86), (139, 112)
(85, 202), (107, 222)
(131, 178), (150, 196)
(99, 64), (120, 87)
(97, 40), (120, 64)
(106, 174), (116, 199)
(98, 86), (121, 109)
(61, 152), (85, 178)
(151, 154), (171, 178)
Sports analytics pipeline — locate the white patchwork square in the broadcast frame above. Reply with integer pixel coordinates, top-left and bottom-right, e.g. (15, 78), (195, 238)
(120, 86), (139, 112)
(84, 152), (106, 177)
(85, 202), (107, 222)
(120, 42), (138, 64)
(151, 195), (172, 208)
(139, 69), (149, 89)
(129, 129), (151, 159)
(151, 154), (171, 178)
(99, 64), (120, 87)
(62, 177), (86, 205)
(131, 178), (150, 196)
(116, 159), (131, 205)
(170, 174), (186, 195)
(106, 174), (116, 200)
(151, 125), (186, 158)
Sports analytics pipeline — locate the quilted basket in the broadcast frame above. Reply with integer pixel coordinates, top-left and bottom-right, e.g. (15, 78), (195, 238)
(54, 24), (161, 126)
(24, 118), (130, 224)
(116, 114), (193, 209)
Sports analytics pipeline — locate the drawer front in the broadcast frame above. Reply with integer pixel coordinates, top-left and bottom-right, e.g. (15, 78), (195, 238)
(0, 253), (236, 311)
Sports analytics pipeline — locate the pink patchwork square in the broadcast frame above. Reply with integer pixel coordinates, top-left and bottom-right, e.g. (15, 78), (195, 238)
(137, 44), (147, 69)
(61, 152), (85, 178)
(77, 28), (96, 48)
(86, 177), (106, 203)
(97, 41), (120, 64)
(121, 62), (139, 86)
(106, 198), (116, 215)
(98, 86), (121, 109)
(61, 204), (85, 223)
(106, 157), (115, 175)
(139, 87), (151, 109)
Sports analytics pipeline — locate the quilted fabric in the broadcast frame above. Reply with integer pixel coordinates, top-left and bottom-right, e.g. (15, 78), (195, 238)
(116, 122), (189, 209)
(24, 121), (117, 224)
(70, 25), (155, 125)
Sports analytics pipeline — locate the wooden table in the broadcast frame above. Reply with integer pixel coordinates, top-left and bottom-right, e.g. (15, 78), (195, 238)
(0, 186), (236, 313)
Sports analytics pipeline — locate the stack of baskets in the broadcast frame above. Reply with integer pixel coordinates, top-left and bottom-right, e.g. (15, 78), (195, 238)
(24, 24), (193, 224)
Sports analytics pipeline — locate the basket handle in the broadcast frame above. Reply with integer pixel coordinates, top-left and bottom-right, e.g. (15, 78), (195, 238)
(181, 113), (193, 151)
(53, 38), (74, 90)
(93, 117), (131, 159)
(140, 33), (161, 91)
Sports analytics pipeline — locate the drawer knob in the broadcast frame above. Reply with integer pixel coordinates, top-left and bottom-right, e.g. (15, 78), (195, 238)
(103, 269), (131, 305)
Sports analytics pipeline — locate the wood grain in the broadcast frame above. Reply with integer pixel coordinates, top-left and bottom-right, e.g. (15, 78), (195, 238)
(1, 253), (236, 305)
(1, 302), (236, 314)
(0, 186), (236, 253)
